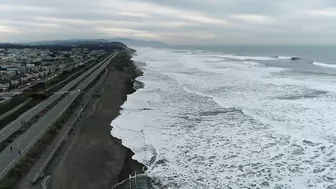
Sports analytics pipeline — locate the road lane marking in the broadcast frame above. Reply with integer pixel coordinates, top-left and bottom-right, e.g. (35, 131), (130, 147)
(7, 153), (10, 156)
(17, 145), (20, 148)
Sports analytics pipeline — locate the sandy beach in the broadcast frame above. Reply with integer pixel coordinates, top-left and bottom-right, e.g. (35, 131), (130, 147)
(50, 54), (144, 189)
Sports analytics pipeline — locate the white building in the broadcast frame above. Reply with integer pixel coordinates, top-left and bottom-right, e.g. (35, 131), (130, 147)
(25, 73), (33, 80)
(58, 64), (67, 70)
(26, 63), (35, 68)
(31, 71), (39, 79)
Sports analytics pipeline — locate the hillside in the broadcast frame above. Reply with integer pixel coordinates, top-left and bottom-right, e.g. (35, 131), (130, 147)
(110, 38), (169, 47)
(0, 41), (128, 52)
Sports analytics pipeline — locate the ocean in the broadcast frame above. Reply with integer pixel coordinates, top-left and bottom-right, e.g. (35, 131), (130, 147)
(111, 46), (336, 189)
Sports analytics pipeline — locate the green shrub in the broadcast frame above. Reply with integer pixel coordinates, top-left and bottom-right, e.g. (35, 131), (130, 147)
(0, 99), (41, 130)
(0, 95), (29, 116)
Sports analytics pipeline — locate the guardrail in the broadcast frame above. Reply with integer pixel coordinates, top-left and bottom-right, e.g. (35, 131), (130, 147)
(40, 175), (51, 189)
(112, 171), (154, 189)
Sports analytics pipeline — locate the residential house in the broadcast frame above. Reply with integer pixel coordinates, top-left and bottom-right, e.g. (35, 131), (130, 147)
(19, 74), (29, 84)
(0, 68), (7, 76)
(0, 69), (16, 78)
(38, 70), (45, 77)
(19, 65), (27, 72)
(26, 63), (35, 68)
(31, 71), (39, 79)
(58, 63), (67, 71)
(0, 72), (10, 80)
(25, 73), (33, 80)
(50, 65), (56, 73)
(42, 64), (56, 74)
(0, 79), (10, 91)
(26, 62), (41, 72)
(7, 66), (19, 72)
(10, 76), (20, 88)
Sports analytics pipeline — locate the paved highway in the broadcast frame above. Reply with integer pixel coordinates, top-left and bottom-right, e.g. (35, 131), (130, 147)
(0, 53), (114, 144)
(0, 52), (118, 180)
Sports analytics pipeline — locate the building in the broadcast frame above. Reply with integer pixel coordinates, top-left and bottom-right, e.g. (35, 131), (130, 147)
(0, 69), (16, 78)
(58, 63), (67, 70)
(19, 73), (29, 84)
(7, 66), (19, 71)
(31, 71), (39, 79)
(0, 79), (10, 91)
(42, 64), (56, 74)
(25, 73), (33, 80)
(10, 76), (20, 87)
(26, 62), (41, 72)
(26, 63), (35, 68)
(38, 70), (45, 77)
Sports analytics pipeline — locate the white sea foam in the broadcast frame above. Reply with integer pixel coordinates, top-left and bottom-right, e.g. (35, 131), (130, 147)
(313, 61), (336, 69)
(276, 56), (298, 60)
(243, 61), (260, 66)
(111, 48), (336, 189)
(195, 54), (300, 61)
(207, 54), (278, 61)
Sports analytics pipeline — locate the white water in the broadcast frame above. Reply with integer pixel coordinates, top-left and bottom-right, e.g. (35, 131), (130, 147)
(111, 48), (336, 189)
(313, 62), (336, 69)
(195, 54), (277, 61)
(277, 56), (297, 60)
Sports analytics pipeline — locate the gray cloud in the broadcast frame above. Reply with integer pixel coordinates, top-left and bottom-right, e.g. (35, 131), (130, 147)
(0, 0), (336, 44)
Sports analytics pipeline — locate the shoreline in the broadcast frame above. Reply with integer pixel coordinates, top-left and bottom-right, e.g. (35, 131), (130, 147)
(50, 52), (146, 189)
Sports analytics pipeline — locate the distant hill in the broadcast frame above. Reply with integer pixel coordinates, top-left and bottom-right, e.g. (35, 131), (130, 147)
(24, 38), (169, 47)
(22, 38), (168, 48)
(25, 39), (108, 46)
(110, 38), (169, 47)
(26, 39), (122, 46)
(1, 40), (128, 52)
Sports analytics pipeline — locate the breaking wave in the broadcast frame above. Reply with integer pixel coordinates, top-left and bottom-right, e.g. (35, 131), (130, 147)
(313, 61), (336, 69)
(111, 48), (336, 189)
(205, 54), (300, 61)
(276, 56), (300, 60)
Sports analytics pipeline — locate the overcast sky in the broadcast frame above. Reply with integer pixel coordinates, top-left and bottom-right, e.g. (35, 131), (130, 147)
(1, 0), (336, 44)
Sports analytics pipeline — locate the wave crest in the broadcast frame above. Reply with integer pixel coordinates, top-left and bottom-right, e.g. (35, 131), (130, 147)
(215, 55), (277, 61)
(276, 56), (300, 60)
(313, 62), (336, 69)
(213, 55), (300, 61)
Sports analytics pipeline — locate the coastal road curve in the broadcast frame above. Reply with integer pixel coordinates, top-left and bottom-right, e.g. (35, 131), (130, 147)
(0, 52), (118, 180)
(0, 53), (115, 145)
